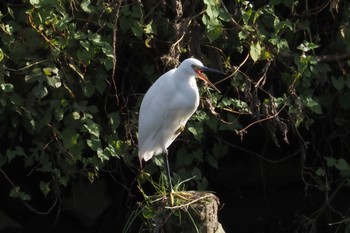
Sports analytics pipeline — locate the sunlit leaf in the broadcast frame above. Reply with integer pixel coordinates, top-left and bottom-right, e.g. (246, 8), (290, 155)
(250, 41), (262, 62)
(0, 48), (4, 62)
(1, 83), (14, 93)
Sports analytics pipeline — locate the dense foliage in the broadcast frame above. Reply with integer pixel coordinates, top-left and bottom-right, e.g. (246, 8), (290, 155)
(1, 0), (350, 232)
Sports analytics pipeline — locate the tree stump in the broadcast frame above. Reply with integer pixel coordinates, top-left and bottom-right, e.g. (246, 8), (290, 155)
(149, 191), (225, 233)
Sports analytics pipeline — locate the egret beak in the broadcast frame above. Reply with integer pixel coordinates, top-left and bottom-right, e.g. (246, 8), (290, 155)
(195, 66), (224, 93)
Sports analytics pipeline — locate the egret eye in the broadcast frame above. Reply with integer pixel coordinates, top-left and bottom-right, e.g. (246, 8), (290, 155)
(191, 64), (196, 69)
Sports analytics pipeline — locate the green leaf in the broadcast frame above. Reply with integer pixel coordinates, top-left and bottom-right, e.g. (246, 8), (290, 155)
(331, 76), (344, 91)
(1, 83), (14, 93)
(62, 128), (80, 149)
(88, 32), (104, 46)
(84, 120), (100, 137)
(7, 146), (26, 162)
(81, 0), (95, 13)
(142, 206), (154, 219)
(71, 111), (80, 120)
(95, 73), (108, 94)
(102, 43), (113, 58)
(238, 31), (249, 40)
(304, 97), (322, 114)
(297, 41), (319, 52)
(131, 21), (143, 39)
(325, 157), (336, 167)
(0, 48), (4, 62)
(188, 126), (197, 137)
(115, 140), (129, 155)
(105, 144), (119, 158)
(315, 167), (325, 176)
(82, 82), (95, 97)
(86, 137), (102, 151)
(36, 162), (53, 172)
(335, 159), (349, 171)
(33, 84), (48, 100)
(10, 186), (31, 201)
(39, 181), (51, 196)
(206, 155), (219, 169)
(46, 76), (61, 88)
(108, 112), (120, 129)
(29, 0), (40, 7)
(206, 26), (223, 42)
(55, 107), (64, 121)
(97, 147), (109, 161)
(80, 40), (90, 51)
(250, 42), (262, 62)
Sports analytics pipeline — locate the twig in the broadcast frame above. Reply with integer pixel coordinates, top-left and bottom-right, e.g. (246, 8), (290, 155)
(0, 168), (58, 215)
(109, 0), (122, 106)
(165, 193), (216, 210)
(235, 102), (287, 134)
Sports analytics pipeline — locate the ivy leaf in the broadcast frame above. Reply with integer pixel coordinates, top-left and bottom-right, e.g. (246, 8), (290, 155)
(206, 26), (223, 42)
(304, 97), (322, 114)
(84, 119), (100, 137)
(131, 21), (143, 39)
(250, 42), (262, 62)
(108, 112), (120, 130)
(46, 75), (62, 88)
(81, 0), (95, 13)
(331, 76), (344, 91)
(325, 157), (336, 167)
(7, 146), (26, 162)
(39, 181), (51, 197)
(33, 84), (48, 100)
(335, 159), (350, 171)
(10, 186), (31, 201)
(206, 155), (219, 169)
(315, 167), (325, 176)
(297, 41), (319, 52)
(29, 0), (40, 7)
(61, 128), (80, 149)
(88, 32), (104, 46)
(80, 40), (90, 51)
(0, 48), (4, 62)
(86, 137), (102, 151)
(188, 126), (197, 137)
(1, 83), (14, 93)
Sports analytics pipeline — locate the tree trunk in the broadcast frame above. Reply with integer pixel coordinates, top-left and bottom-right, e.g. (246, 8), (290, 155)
(151, 191), (225, 233)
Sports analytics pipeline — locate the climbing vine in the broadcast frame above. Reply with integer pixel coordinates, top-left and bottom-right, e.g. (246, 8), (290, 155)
(1, 0), (350, 232)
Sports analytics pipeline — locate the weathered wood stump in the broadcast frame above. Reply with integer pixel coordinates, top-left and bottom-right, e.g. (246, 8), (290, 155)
(149, 191), (225, 233)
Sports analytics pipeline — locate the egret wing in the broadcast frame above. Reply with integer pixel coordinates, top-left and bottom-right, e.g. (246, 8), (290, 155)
(138, 70), (177, 161)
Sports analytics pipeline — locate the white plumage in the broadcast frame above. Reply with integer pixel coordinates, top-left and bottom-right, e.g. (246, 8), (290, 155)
(138, 58), (222, 164)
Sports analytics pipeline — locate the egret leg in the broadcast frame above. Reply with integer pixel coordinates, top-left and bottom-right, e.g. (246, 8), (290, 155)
(163, 150), (174, 205)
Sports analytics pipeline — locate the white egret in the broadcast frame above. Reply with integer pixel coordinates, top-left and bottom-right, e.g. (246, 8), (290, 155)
(138, 58), (224, 202)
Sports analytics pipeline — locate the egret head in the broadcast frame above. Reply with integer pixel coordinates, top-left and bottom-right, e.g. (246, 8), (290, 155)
(178, 58), (223, 93)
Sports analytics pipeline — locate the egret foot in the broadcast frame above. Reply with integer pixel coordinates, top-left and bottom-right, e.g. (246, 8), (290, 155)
(169, 190), (174, 206)
(172, 191), (194, 202)
(167, 191), (199, 206)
